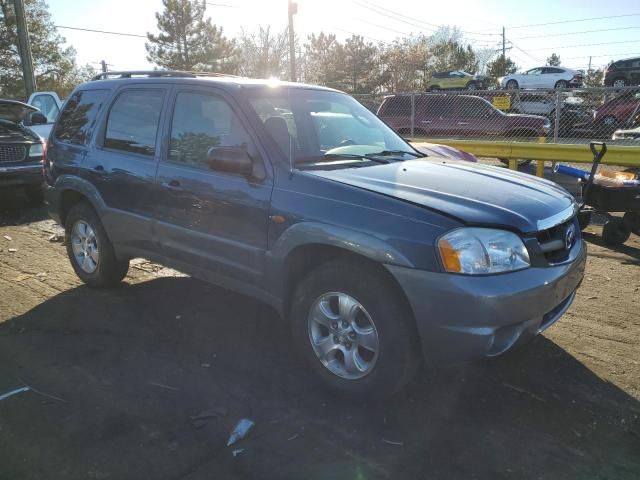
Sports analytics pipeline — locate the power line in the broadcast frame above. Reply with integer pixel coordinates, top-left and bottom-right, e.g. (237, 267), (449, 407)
(511, 25), (640, 40)
(510, 13), (640, 29)
(526, 38), (640, 51)
(355, 18), (410, 36)
(55, 25), (147, 38)
(350, 0), (500, 40)
(507, 40), (542, 63)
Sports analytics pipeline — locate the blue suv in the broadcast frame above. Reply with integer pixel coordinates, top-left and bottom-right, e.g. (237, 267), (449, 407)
(44, 71), (586, 397)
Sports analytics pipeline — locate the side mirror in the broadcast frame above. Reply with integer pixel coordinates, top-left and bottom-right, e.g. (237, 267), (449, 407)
(25, 112), (48, 126)
(207, 146), (253, 176)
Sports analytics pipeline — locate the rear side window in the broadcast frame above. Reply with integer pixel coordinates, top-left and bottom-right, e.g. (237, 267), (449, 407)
(457, 97), (494, 118)
(416, 96), (455, 117)
(104, 89), (164, 156)
(382, 96), (411, 115)
(53, 89), (108, 145)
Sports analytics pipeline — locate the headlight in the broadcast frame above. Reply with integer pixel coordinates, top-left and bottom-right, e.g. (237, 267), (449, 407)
(29, 143), (44, 157)
(437, 228), (530, 275)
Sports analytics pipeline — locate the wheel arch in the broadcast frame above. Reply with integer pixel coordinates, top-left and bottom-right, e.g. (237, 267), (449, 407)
(54, 175), (106, 225)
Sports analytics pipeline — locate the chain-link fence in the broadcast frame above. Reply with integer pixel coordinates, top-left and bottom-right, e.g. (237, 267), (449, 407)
(355, 86), (640, 146)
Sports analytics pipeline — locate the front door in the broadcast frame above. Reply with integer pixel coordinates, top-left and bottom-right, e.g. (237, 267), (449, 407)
(153, 88), (273, 287)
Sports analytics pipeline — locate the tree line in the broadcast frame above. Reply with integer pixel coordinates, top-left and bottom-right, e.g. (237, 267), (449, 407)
(0, 0), (604, 100)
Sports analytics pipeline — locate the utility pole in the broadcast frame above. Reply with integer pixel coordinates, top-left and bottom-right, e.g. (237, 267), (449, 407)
(587, 56), (592, 73)
(13, 0), (36, 98)
(502, 26), (505, 59)
(288, 0), (297, 82)
(100, 60), (108, 73)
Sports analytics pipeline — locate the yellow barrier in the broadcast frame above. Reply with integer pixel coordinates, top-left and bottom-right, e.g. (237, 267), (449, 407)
(410, 139), (640, 169)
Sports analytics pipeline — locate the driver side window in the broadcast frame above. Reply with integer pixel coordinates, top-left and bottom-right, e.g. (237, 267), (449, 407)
(169, 91), (252, 169)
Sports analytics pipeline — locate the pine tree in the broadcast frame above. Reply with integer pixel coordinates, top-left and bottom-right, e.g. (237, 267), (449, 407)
(146, 0), (238, 72)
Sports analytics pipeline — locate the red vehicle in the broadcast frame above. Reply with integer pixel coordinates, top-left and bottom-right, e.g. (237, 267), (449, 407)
(594, 89), (640, 131)
(377, 94), (550, 138)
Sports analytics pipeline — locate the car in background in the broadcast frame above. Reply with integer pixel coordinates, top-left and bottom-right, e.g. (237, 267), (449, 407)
(509, 92), (591, 137)
(612, 125), (640, 141)
(26, 91), (63, 139)
(377, 93), (550, 139)
(604, 57), (640, 87)
(0, 100), (47, 202)
(427, 71), (489, 91)
(593, 89), (640, 132)
(500, 67), (583, 90)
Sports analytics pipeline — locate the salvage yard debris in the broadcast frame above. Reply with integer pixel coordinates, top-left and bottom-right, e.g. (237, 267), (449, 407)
(227, 419), (255, 446)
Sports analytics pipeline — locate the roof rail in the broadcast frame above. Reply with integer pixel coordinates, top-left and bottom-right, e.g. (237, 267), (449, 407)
(91, 70), (240, 81)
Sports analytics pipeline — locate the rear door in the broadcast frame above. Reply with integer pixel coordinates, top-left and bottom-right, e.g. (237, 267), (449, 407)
(84, 85), (168, 255)
(416, 96), (455, 136)
(454, 96), (505, 137)
(153, 87), (273, 287)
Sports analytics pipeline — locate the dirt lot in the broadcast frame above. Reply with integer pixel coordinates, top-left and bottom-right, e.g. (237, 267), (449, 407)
(1, 179), (639, 480)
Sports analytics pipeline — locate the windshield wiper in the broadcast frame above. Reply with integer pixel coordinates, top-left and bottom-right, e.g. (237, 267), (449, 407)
(364, 149), (425, 159)
(318, 153), (391, 164)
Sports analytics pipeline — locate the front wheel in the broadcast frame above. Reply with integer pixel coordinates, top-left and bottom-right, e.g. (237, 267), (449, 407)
(602, 217), (631, 246)
(64, 202), (129, 287)
(623, 212), (640, 236)
(24, 185), (44, 204)
(290, 260), (420, 398)
(506, 80), (518, 89)
(612, 78), (626, 88)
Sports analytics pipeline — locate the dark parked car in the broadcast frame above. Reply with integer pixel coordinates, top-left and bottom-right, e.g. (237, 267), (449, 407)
(45, 71), (586, 397)
(594, 89), (640, 132)
(377, 94), (551, 138)
(604, 57), (640, 87)
(0, 100), (47, 201)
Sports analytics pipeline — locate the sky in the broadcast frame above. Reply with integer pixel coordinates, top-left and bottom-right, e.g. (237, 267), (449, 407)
(47, 0), (640, 73)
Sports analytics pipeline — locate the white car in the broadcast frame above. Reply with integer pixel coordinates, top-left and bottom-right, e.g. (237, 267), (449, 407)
(500, 67), (584, 90)
(24, 91), (63, 139)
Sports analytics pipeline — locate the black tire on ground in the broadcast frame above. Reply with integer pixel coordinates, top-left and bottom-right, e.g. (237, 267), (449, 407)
(24, 184), (44, 204)
(623, 212), (640, 236)
(499, 158), (533, 167)
(64, 202), (129, 287)
(577, 211), (592, 231)
(289, 259), (420, 399)
(506, 80), (518, 89)
(602, 217), (631, 246)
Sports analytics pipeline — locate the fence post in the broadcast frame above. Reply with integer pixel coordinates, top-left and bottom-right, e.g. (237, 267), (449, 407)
(410, 93), (415, 138)
(553, 90), (561, 143)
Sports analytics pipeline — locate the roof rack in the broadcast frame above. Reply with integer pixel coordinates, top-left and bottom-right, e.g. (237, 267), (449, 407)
(91, 70), (240, 81)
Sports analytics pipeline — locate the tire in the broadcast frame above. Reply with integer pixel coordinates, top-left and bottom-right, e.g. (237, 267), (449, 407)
(466, 81), (477, 90)
(577, 211), (592, 231)
(289, 260), (420, 398)
(428, 85), (440, 91)
(623, 212), (640, 236)
(554, 80), (568, 89)
(24, 184), (43, 204)
(602, 217), (631, 246)
(612, 78), (626, 88)
(499, 158), (533, 167)
(64, 202), (129, 287)
(506, 80), (518, 90)
(602, 115), (618, 128)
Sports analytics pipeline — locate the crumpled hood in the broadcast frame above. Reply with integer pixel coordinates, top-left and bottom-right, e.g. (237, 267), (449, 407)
(0, 99), (37, 123)
(307, 159), (575, 233)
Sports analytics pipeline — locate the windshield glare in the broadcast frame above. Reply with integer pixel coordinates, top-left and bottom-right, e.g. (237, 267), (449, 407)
(247, 88), (413, 166)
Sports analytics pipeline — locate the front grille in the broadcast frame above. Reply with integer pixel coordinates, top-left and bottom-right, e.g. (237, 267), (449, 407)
(535, 218), (577, 264)
(0, 144), (26, 163)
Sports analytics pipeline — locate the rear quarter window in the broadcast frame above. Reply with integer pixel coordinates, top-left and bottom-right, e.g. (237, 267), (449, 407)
(53, 89), (109, 145)
(381, 96), (411, 116)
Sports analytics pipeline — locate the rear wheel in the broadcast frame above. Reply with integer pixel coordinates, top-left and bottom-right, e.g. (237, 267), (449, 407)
(623, 212), (640, 236)
(64, 202), (129, 287)
(554, 80), (568, 89)
(466, 81), (478, 90)
(612, 78), (626, 88)
(290, 260), (420, 398)
(506, 80), (518, 90)
(602, 217), (631, 245)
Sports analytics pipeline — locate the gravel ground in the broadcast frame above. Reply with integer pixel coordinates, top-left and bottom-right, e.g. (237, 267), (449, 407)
(0, 165), (639, 480)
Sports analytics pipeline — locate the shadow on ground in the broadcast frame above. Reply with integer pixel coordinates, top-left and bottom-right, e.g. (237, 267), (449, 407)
(0, 188), (48, 226)
(1, 277), (639, 480)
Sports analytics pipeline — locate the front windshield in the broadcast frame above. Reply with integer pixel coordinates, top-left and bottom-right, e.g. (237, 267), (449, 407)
(247, 88), (415, 167)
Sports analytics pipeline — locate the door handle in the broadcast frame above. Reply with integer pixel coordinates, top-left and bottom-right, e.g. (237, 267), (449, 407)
(457, 122), (469, 125)
(421, 120), (432, 124)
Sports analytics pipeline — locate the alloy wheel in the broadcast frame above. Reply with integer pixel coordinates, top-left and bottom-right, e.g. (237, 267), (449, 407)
(71, 220), (100, 273)
(307, 292), (379, 380)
